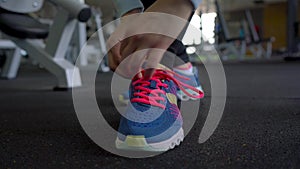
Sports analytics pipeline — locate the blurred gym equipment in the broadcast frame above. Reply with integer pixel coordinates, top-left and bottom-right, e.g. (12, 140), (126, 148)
(285, 0), (300, 61)
(215, 0), (247, 60)
(244, 9), (275, 59)
(0, 0), (91, 89)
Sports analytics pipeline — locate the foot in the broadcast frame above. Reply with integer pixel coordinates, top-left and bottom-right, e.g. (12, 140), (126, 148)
(116, 69), (204, 152)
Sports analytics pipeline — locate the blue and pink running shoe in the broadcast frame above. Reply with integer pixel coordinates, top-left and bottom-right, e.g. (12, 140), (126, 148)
(116, 69), (204, 152)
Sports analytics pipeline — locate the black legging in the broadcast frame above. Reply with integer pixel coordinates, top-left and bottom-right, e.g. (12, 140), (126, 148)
(140, 0), (191, 66)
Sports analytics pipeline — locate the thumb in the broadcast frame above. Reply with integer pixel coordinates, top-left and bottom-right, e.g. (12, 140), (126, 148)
(143, 49), (165, 80)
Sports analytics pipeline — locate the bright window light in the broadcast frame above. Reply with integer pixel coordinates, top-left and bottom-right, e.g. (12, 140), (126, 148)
(183, 12), (217, 46)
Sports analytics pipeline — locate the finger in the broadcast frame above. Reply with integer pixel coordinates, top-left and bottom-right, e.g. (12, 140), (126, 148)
(108, 43), (122, 71)
(144, 49), (165, 79)
(112, 48), (147, 79)
(108, 52), (118, 71)
(111, 43), (122, 62)
(106, 26), (125, 51)
(125, 48), (148, 78)
(120, 38), (138, 60)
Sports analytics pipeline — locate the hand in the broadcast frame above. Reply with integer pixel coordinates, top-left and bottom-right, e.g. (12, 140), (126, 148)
(107, 0), (193, 79)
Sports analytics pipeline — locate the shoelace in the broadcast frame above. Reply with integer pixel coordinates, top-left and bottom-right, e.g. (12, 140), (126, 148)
(131, 69), (204, 109)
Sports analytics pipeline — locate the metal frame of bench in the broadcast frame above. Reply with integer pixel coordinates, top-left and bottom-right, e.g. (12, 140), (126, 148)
(0, 0), (91, 89)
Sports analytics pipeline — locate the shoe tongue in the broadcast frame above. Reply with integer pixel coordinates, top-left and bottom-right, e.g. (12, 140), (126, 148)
(131, 79), (163, 111)
(149, 80), (158, 89)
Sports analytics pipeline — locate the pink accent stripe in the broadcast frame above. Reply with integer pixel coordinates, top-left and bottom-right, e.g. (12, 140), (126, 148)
(174, 63), (193, 71)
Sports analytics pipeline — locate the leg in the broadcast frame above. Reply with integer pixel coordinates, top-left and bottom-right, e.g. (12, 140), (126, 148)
(141, 0), (192, 68)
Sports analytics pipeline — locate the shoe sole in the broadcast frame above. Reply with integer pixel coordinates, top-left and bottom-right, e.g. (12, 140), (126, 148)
(115, 128), (184, 152)
(118, 95), (129, 105)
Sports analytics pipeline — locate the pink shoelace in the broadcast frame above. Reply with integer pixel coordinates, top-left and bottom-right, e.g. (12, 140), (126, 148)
(131, 69), (204, 109)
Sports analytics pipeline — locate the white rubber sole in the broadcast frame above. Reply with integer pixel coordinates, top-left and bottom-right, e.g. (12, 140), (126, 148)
(118, 95), (129, 105)
(115, 128), (184, 152)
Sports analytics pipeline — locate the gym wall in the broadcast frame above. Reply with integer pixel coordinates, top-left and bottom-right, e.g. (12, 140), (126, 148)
(263, 2), (287, 50)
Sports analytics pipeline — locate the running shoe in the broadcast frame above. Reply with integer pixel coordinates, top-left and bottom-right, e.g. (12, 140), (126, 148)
(115, 69), (204, 152)
(174, 67), (204, 101)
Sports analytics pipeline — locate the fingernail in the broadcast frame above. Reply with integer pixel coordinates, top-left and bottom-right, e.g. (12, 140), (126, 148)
(144, 68), (154, 80)
(137, 72), (142, 78)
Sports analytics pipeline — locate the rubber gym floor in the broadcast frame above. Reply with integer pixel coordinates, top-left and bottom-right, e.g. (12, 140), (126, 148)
(0, 59), (299, 169)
